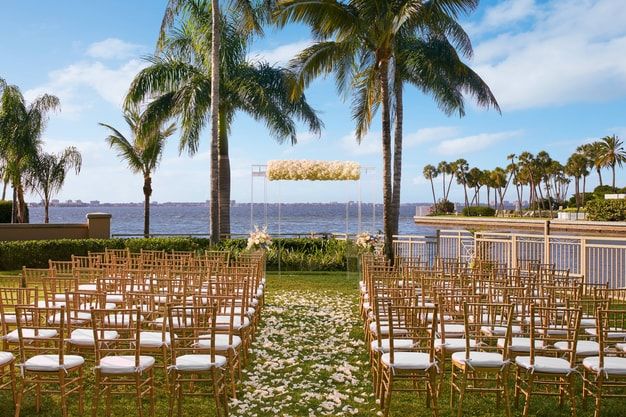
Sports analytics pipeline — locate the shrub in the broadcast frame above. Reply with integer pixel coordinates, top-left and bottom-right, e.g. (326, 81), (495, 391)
(585, 199), (626, 221)
(0, 236), (354, 271)
(568, 193), (595, 206)
(593, 185), (620, 200)
(528, 197), (563, 211)
(462, 206), (496, 217)
(429, 199), (455, 215)
(0, 201), (29, 223)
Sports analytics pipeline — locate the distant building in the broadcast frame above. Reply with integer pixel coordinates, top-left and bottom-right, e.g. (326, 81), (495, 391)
(89, 200), (100, 205)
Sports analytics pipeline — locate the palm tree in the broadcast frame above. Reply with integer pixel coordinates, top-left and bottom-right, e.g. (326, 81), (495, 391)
(28, 147), (82, 223)
(437, 161), (449, 200)
(127, 8), (321, 238)
(578, 142), (604, 187)
(422, 164), (438, 207)
(276, 0), (498, 259)
(455, 159), (470, 208)
(565, 153), (588, 211)
(0, 80), (59, 223)
(490, 167), (508, 213)
(100, 110), (176, 237)
(159, 0), (268, 243)
(506, 153), (523, 212)
(597, 134), (626, 189)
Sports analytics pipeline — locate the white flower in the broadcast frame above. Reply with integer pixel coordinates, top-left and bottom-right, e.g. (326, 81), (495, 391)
(267, 160), (361, 181)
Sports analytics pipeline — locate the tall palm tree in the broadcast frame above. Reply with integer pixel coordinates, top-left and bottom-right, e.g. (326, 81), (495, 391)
(437, 161), (449, 200)
(506, 153), (523, 212)
(422, 164), (438, 207)
(455, 158), (470, 208)
(276, 0), (498, 259)
(159, 0), (269, 243)
(28, 147), (82, 223)
(0, 80), (59, 223)
(490, 167), (507, 212)
(127, 8), (321, 238)
(565, 153), (588, 212)
(578, 142), (604, 187)
(597, 134), (626, 189)
(100, 110), (176, 237)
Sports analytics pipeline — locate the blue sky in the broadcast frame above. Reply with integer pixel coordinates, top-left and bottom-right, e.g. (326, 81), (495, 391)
(3, 0), (626, 204)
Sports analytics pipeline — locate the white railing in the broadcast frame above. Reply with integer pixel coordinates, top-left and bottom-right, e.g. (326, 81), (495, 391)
(393, 231), (626, 288)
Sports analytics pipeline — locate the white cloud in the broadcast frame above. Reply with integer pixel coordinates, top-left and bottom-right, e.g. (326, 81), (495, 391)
(340, 131), (380, 156)
(404, 126), (460, 147)
(467, 0), (537, 35)
(435, 131), (523, 156)
(248, 40), (312, 66)
(472, 0), (626, 110)
(340, 126), (460, 156)
(86, 38), (144, 60)
(25, 59), (148, 117)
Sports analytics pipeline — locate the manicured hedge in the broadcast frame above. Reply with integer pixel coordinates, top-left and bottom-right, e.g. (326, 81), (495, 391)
(585, 199), (626, 221)
(0, 200), (28, 223)
(0, 237), (355, 271)
(462, 206), (496, 217)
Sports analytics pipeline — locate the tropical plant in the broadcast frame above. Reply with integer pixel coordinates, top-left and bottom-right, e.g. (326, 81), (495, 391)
(578, 142), (604, 187)
(158, 0), (270, 243)
(100, 110), (176, 237)
(565, 152), (588, 211)
(597, 134), (626, 188)
(128, 4), (321, 241)
(0, 79), (59, 223)
(275, 0), (499, 260)
(490, 167), (507, 212)
(455, 158), (470, 208)
(422, 164), (438, 207)
(27, 147), (82, 223)
(506, 153), (523, 212)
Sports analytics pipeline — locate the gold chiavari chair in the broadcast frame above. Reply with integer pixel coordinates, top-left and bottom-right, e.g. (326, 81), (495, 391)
(74, 266), (104, 292)
(91, 307), (155, 417)
(14, 306), (85, 417)
(0, 289), (18, 404)
(582, 309), (626, 417)
(167, 304), (229, 417)
(514, 304), (581, 417)
(379, 303), (439, 417)
(66, 291), (114, 356)
(71, 254), (101, 269)
(451, 302), (515, 417)
(21, 267), (53, 288)
(41, 276), (78, 308)
(105, 248), (130, 265)
(49, 260), (74, 278)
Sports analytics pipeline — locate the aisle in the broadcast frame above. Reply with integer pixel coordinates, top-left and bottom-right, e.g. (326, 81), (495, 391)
(229, 289), (377, 417)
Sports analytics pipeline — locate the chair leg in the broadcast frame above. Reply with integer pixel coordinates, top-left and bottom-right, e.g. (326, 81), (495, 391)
(9, 362), (17, 405)
(457, 370), (467, 417)
(78, 367), (84, 415)
(593, 377), (602, 417)
(522, 372), (534, 417)
(429, 369), (439, 417)
(168, 372), (176, 417)
(13, 374), (25, 417)
(59, 371), (67, 417)
(382, 372), (393, 417)
(149, 369), (155, 417)
(92, 373), (101, 417)
(135, 373), (144, 417)
(502, 368), (512, 417)
(568, 374), (577, 417)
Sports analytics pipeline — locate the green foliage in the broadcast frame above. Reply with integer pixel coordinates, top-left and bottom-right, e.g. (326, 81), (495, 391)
(562, 207), (586, 213)
(429, 199), (455, 215)
(585, 199), (626, 221)
(0, 237), (353, 271)
(462, 206), (496, 217)
(593, 185), (620, 199)
(528, 197), (564, 210)
(568, 193), (595, 206)
(0, 201), (28, 223)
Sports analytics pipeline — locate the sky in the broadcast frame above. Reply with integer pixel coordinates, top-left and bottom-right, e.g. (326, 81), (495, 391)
(2, 0), (626, 204)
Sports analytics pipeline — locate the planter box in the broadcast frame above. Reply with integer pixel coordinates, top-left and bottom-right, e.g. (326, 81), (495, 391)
(557, 212), (586, 220)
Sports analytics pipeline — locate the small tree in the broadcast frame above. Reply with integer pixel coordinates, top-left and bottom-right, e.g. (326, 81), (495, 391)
(28, 147), (82, 223)
(422, 164), (438, 207)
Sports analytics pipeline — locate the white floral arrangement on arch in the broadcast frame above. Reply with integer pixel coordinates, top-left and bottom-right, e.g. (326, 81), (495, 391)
(355, 232), (382, 254)
(247, 226), (273, 251)
(266, 160), (361, 181)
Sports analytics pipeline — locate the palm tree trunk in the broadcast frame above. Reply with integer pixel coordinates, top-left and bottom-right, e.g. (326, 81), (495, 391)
(391, 76), (403, 238)
(380, 61), (393, 261)
(1, 180), (7, 201)
(463, 183), (469, 208)
(597, 168), (603, 186)
(209, 0), (220, 244)
(430, 179), (437, 207)
(218, 110), (231, 239)
(11, 186), (17, 223)
(574, 177), (580, 212)
(612, 163), (616, 188)
(16, 181), (26, 223)
(441, 171), (445, 199)
(143, 175), (152, 238)
(582, 175), (587, 205)
(445, 174), (454, 201)
(44, 201), (50, 224)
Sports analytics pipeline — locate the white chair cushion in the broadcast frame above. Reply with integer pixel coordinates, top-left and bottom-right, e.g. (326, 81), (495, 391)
(583, 356), (626, 376)
(580, 318), (597, 328)
(554, 340), (599, 356)
(369, 322), (408, 337)
(105, 294), (125, 304)
(197, 334), (242, 350)
(438, 324), (465, 337)
(78, 284), (97, 292)
(153, 317), (193, 329)
(69, 329), (118, 346)
(216, 315), (250, 330)
(98, 355), (155, 374)
(515, 356), (575, 374)
(452, 351), (506, 368)
(498, 337), (544, 352)
(585, 328), (626, 339)
(616, 343), (626, 352)
(173, 354), (227, 371)
(139, 331), (174, 348)
(435, 338), (476, 353)
(24, 354), (84, 372)
(371, 338), (415, 353)
(480, 325), (522, 336)
(4, 328), (58, 343)
(2, 312), (33, 324)
(380, 352), (435, 370)
(0, 351), (15, 366)
(104, 314), (136, 327)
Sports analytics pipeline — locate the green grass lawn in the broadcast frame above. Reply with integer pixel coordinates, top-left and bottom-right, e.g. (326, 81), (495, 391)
(0, 271), (625, 416)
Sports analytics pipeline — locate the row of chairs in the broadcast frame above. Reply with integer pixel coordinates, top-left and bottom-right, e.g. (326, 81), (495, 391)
(0, 249), (267, 417)
(360, 255), (626, 417)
